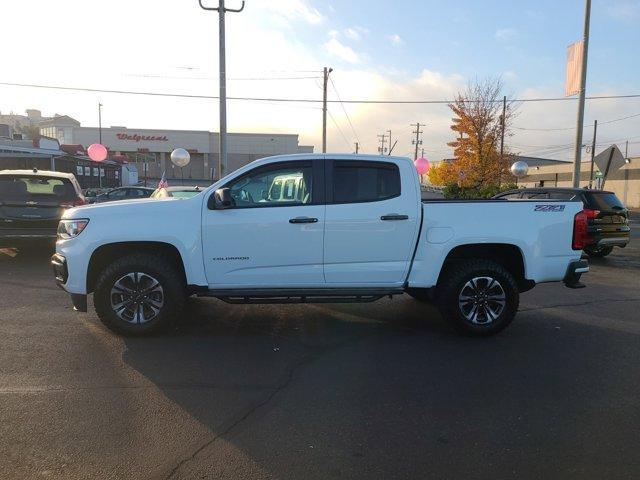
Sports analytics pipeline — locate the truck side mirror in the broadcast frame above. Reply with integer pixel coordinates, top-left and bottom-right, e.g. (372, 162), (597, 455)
(209, 188), (233, 209)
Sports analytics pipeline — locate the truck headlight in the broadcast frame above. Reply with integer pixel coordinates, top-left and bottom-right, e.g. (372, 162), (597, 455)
(57, 219), (90, 239)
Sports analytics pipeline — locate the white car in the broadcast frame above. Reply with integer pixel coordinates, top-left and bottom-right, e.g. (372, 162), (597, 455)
(52, 154), (589, 337)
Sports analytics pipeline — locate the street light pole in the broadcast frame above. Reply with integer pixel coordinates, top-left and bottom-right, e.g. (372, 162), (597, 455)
(198, 0), (245, 180)
(572, 0), (591, 187)
(98, 102), (103, 145)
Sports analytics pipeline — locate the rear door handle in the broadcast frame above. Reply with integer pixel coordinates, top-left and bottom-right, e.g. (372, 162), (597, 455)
(380, 214), (409, 221)
(289, 217), (318, 224)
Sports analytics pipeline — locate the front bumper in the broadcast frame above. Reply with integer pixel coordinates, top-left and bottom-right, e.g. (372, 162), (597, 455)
(51, 253), (87, 312)
(51, 253), (68, 285)
(563, 259), (589, 289)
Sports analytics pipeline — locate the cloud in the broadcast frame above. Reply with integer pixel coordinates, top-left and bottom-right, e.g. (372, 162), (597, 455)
(263, 0), (324, 25)
(495, 28), (517, 42)
(387, 34), (404, 47)
(324, 38), (360, 64)
(344, 26), (368, 41)
(607, 1), (640, 21)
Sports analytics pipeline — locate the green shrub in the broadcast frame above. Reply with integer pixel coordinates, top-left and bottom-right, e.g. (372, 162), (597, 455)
(442, 183), (519, 199)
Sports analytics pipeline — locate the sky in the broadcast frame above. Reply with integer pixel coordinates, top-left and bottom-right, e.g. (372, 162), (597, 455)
(1, 0), (639, 160)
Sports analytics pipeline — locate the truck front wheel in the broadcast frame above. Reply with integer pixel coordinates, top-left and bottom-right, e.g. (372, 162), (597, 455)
(437, 259), (519, 336)
(93, 253), (186, 336)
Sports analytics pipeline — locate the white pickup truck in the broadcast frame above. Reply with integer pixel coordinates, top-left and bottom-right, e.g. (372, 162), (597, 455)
(52, 154), (590, 337)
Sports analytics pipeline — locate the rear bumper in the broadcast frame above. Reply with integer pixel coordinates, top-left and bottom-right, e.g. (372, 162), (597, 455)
(0, 228), (56, 239)
(563, 259), (589, 289)
(596, 237), (629, 247)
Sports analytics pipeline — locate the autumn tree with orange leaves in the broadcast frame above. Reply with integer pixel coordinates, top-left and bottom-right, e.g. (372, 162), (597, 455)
(429, 78), (515, 188)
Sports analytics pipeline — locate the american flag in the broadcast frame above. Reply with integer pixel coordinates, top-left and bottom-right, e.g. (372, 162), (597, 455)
(158, 171), (169, 189)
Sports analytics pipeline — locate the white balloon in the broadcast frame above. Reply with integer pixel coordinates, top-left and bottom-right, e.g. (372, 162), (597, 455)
(510, 160), (529, 178)
(170, 148), (191, 168)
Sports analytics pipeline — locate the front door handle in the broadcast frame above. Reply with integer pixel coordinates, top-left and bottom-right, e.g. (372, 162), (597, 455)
(381, 214), (409, 221)
(289, 217), (318, 224)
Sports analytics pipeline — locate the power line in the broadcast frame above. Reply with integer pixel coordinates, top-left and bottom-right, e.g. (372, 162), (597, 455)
(327, 109), (351, 150)
(2, 81), (640, 104)
(329, 77), (360, 144)
(125, 73), (323, 81)
(514, 112), (640, 131)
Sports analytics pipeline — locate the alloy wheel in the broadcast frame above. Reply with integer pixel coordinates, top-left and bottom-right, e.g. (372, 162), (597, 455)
(458, 276), (506, 325)
(110, 272), (164, 324)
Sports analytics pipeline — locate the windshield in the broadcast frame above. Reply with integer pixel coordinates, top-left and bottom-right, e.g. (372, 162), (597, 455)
(0, 175), (75, 202)
(171, 191), (201, 199)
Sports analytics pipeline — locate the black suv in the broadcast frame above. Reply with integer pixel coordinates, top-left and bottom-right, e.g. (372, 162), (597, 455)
(94, 186), (154, 203)
(493, 187), (630, 257)
(0, 169), (86, 245)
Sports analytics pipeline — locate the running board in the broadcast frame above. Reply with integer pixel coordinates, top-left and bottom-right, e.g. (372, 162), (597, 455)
(197, 287), (405, 305)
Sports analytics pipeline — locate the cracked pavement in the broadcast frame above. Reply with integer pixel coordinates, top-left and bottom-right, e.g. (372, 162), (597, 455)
(0, 220), (639, 480)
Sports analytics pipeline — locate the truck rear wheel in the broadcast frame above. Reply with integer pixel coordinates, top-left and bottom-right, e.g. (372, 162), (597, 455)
(93, 253), (186, 336)
(437, 259), (519, 336)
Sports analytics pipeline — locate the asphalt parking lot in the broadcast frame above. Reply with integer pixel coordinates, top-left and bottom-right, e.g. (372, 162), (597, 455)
(1, 221), (639, 480)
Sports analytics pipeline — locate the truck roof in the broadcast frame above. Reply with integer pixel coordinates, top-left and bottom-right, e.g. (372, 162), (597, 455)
(259, 153), (411, 163)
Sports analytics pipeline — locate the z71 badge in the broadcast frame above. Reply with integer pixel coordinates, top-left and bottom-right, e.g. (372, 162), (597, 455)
(534, 204), (565, 212)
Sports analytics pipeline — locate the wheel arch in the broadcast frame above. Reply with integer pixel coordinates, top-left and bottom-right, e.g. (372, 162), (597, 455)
(437, 243), (533, 292)
(86, 241), (187, 294)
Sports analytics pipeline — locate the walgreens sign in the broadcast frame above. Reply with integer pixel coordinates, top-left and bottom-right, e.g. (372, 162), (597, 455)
(116, 133), (169, 142)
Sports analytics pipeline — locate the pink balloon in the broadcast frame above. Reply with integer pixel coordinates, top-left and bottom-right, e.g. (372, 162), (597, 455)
(87, 143), (108, 162)
(414, 157), (430, 175)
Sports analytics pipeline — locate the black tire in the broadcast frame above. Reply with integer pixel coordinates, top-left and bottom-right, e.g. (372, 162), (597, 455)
(406, 288), (433, 303)
(437, 259), (519, 337)
(93, 253), (186, 336)
(585, 245), (613, 257)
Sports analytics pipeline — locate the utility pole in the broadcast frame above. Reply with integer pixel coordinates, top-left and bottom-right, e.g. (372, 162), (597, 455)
(411, 123), (424, 161)
(572, 0), (592, 187)
(198, 0), (245, 180)
(354, 142), (359, 154)
(588, 119), (597, 188)
(322, 67), (332, 153)
(387, 130), (392, 154)
(98, 102), (103, 188)
(377, 133), (387, 155)
(498, 95), (506, 186)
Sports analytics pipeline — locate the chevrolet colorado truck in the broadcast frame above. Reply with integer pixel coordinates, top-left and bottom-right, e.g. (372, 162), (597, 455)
(52, 154), (589, 337)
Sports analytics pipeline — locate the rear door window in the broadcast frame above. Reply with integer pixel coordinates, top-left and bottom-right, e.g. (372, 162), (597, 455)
(548, 192), (580, 201)
(0, 176), (74, 202)
(332, 161), (400, 203)
(497, 192), (521, 199)
(522, 191), (549, 199)
(587, 192), (625, 211)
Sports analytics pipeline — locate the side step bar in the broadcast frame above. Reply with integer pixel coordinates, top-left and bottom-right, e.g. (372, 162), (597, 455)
(197, 287), (405, 305)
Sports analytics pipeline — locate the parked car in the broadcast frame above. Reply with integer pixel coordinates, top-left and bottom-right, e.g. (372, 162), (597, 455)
(53, 154), (589, 337)
(493, 187), (630, 257)
(0, 169), (85, 245)
(94, 186), (155, 203)
(150, 185), (203, 200)
(83, 187), (112, 204)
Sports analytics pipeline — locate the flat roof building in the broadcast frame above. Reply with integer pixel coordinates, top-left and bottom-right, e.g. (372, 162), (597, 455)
(37, 114), (314, 184)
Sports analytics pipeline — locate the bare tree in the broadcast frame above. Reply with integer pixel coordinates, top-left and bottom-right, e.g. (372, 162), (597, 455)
(445, 77), (516, 187)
